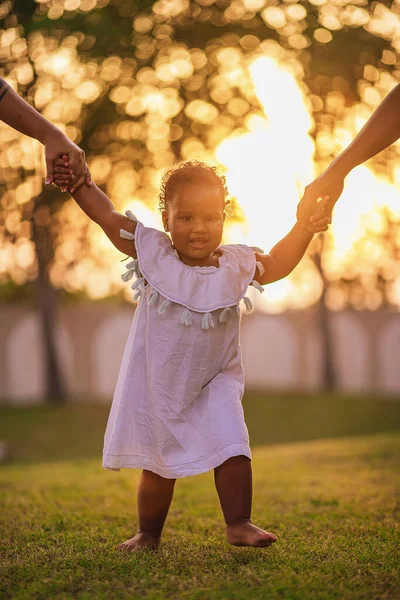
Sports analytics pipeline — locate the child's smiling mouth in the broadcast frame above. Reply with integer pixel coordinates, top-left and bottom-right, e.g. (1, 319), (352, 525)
(189, 238), (208, 248)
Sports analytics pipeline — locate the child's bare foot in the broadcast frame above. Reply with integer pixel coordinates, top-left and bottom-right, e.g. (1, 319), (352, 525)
(226, 520), (277, 547)
(116, 531), (160, 552)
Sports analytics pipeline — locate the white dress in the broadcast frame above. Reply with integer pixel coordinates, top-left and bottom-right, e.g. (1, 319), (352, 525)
(102, 213), (265, 479)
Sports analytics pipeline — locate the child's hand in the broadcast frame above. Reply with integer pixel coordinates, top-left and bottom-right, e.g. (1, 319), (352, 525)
(53, 155), (92, 193)
(298, 195), (332, 233)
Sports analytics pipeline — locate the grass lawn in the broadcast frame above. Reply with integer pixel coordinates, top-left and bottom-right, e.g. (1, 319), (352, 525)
(1, 392), (399, 599)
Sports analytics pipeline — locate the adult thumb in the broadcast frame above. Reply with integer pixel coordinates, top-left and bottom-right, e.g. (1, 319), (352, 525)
(319, 195), (335, 217)
(44, 152), (54, 185)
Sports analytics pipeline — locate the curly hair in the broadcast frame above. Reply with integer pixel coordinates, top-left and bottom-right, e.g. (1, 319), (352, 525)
(158, 160), (231, 215)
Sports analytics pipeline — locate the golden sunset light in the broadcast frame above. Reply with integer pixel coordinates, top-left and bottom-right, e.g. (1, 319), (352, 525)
(1, 0), (399, 312)
(2, 5), (400, 589)
(216, 54), (318, 312)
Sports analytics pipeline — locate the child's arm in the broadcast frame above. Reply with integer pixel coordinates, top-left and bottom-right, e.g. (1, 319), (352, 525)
(74, 184), (137, 257)
(0, 78), (90, 190)
(253, 218), (328, 286)
(54, 159), (137, 257)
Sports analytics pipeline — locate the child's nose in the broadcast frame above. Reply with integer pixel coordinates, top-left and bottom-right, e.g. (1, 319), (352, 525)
(193, 219), (208, 232)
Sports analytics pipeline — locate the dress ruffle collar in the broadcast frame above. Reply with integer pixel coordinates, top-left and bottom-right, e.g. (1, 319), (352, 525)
(119, 212), (264, 329)
(134, 221), (256, 313)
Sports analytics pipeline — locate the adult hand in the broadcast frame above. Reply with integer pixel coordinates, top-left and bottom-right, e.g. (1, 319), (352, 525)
(53, 155), (92, 194)
(297, 167), (345, 232)
(43, 132), (91, 191)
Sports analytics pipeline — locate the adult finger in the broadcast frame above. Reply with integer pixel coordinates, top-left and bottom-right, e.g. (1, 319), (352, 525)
(318, 195), (335, 214)
(312, 220), (330, 230)
(84, 163), (92, 186)
(297, 184), (320, 221)
(45, 151), (68, 184)
(314, 222), (329, 231)
(311, 216), (332, 228)
(53, 174), (72, 181)
(70, 174), (87, 193)
(44, 149), (54, 185)
(310, 208), (326, 223)
(311, 198), (333, 222)
(54, 165), (72, 174)
(55, 158), (70, 168)
(66, 147), (85, 175)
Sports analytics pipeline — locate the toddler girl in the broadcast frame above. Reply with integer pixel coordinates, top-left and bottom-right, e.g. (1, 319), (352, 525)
(53, 157), (330, 552)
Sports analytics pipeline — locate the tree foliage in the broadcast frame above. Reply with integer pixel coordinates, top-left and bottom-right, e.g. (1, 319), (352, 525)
(1, 0), (400, 310)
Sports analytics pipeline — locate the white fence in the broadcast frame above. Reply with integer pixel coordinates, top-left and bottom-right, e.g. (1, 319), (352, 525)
(1, 305), (399, 403)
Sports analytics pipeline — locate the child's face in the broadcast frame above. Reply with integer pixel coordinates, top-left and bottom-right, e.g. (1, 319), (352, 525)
(162, 181), (225, 265)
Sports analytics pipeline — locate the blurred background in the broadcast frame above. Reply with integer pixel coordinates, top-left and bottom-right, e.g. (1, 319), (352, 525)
(1, 0), (400, 408)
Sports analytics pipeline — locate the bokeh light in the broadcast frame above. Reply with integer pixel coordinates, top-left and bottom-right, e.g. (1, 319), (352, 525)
(0, 0), (399, 312)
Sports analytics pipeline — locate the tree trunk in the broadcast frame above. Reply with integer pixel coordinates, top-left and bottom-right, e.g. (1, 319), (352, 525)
(32, 191), (66, 403)
(10, 2), (67, 403)
(313, 237), (338, 391)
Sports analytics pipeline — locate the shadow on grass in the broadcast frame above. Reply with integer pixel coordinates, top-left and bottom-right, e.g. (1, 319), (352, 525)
(0, 391), (399, 466)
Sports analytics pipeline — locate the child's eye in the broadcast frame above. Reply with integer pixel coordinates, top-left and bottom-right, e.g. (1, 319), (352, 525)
(182, 216), (192, 221)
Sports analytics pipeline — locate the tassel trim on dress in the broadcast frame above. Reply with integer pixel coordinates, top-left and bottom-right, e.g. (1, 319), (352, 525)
(131, 277), (145, 301)
(119, 212), (139, 299)
(125, 210), (138, 222)
(181, 307), (192, 326)
(256, 261), (265, 276)
(243, 296), (253, 314)
(219, 307), (232, 323)
(158, 298), (171, 315)
(148, 288), (159, 306)
(251, 279), (264, 293)
(119, 216), (264, 326)
(201, 312), (215, 330)
(121, 258), (140, 282)
(120, 228), (135, 240)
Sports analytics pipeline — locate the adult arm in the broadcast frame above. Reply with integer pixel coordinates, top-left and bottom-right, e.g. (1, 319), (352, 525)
(298, 83), (400, 230)
(0, 77), (90, 190)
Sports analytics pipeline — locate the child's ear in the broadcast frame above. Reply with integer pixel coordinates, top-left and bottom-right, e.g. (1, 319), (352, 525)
(162, 210), (169, 232)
